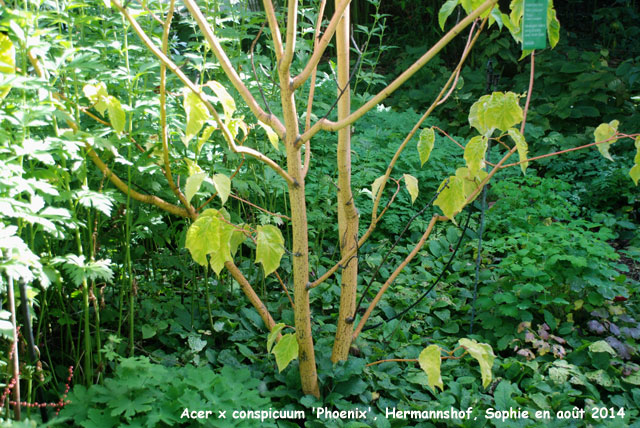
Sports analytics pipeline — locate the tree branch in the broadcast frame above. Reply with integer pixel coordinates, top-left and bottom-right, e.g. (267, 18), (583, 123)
(112, 0), (295, 186)
(292, 0), (352, 90)
(299, 0), (498, 143)
(352, 215), (444, 339)
(262, 0), (284, 61)
(181, 0), (286, 138)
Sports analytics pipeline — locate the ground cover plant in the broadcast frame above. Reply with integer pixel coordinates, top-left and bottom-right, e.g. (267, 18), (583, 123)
(1, 0), (640, 426)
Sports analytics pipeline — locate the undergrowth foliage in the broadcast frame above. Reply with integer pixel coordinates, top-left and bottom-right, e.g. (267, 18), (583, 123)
(1, 0), (640, 426)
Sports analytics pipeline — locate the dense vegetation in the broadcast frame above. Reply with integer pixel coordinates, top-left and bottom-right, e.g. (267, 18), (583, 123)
(1, 0), (639, 426)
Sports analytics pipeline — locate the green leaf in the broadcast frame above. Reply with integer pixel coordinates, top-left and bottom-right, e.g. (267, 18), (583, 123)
(418, 345), (444, 392)
(183, 89), (210, 146)
(267, 323), (286, 353)
(464, 135), (488, 174)
(211, 173), (231, 205)
(459, 338), (495, 388)
(185, 172), (207, 205)
(434, 176), (466, 223)
(106, 96), (126, 134)
(547, 0), (560, 48)
(507, 128), (528, 174)
(257, 121), (279, 150)
(271, 333), (298, 372)
(83, 82), (109, 116)
(589, 340), (616, 356)
(469, 92), (523, 135)
(403, 174), (419, 204)
(205, 80), (236, 120)
(417, 127), (435, 166)
(594, 119), (619, 161)
(438, 0), (459, 30)
(185, 209), (234, 275)
(255, 225), (285, 277)
(0, 33), (16, 74)
(371, 175), (386, 200)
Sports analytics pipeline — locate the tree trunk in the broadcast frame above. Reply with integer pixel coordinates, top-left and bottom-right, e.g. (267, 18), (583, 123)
(331, 0), (359, 363)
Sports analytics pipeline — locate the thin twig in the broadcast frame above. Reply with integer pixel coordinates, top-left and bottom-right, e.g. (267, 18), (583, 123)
(250, 21), (273, 115)
(274, 271), (295, 311)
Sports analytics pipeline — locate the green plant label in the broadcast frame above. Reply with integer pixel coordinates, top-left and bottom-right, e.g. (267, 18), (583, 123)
(522, 0), (548, 50)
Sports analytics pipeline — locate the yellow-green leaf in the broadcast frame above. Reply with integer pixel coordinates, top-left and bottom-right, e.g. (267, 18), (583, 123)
(106, 95), (126, 134)
(464, 135), (488, 174)
(271, 333), (298, 372)
(403, 174), (419, 204)
(83, 82), (109, 116)
(185, 172), (207, 205)
(257, 121), (279, 150)
(438, 0), (459, 30)
(371, 175), (386, 201)
(185, 209), (234, 275)
(417, 127), (435, 166)
(419, 345), (444, 392)
(267, 323), (286, 353)
(547, 0), (560, 48)
(459, 338), (495, 388)
(507, 128), (528, 174)
(456, 167), (488, 203)
(211, 173), (231, 205)
(0, 33), (16, 74)
(230, 224), (249, 256)
(227, 118), (248, 141)
(205, 80), (236, 120)
(256, 225), (285, 277)
(594, 120), (619, 161)
(197, 125), (217, 154)
(434, 176), (466, 224)
(630, 136), (640, 185)
(183, 89), (210, 146)
(469, 92), (523, 135)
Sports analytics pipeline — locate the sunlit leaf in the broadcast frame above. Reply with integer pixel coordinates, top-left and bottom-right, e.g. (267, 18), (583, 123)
(417, 127), (435, 166)
(267, 323), (286, 353)
(0, 33), (16, 74)
(464, 135), (488, 174)
(594, 120), (619, 161)
(438, 0), (459, 30)
(256, 225), (285, 277)
(185, 209), (234, 275)
(589, 340), (617, 356)
(211, 173), (231, 205)
(419, 345), (444, 392)
(205, 80), (236, 120)
(106, 96), (125, 134)
(469, 92), (523, 135)
(459, 338), (495, 388)
(507, 128), (528, 174)
(183, 89), (210, 146)
(83, 82), (109, 116)
(227, 118), (248, 141)
(371, 175), (386, 201)
(271, 333), (298, 372)
(257, 121), (279, 150)
(434, 176), (466, 223)
(403, 174), (419, 204)
(547, 0), (560, 48)
(185, 172), (207, 204)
